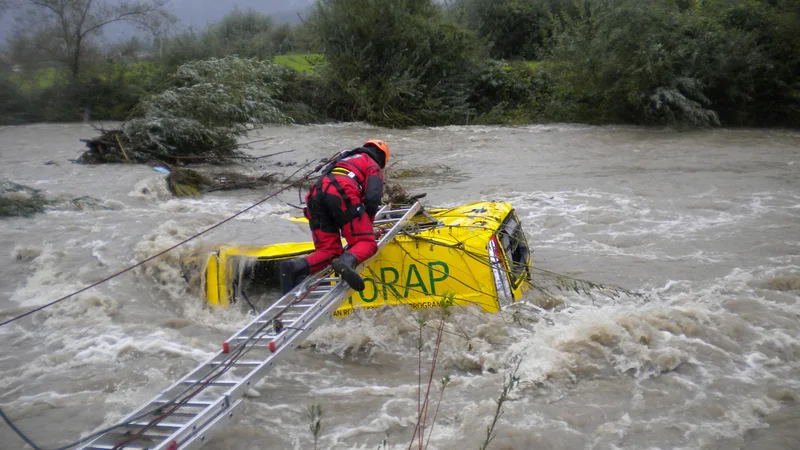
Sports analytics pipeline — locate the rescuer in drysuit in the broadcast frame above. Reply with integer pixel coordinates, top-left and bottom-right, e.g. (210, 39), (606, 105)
(279, 140), (389, 294)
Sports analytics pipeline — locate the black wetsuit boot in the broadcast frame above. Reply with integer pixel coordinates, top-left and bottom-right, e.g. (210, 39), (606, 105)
(280, 258), (310, 294)
(331, 252), (365, 291)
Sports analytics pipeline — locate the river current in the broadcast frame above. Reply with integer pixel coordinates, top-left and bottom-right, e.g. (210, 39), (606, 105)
(0, 123), (798, 449)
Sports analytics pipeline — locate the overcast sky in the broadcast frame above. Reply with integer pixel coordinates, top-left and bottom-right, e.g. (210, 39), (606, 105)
(1, 0), (315, 44)
(168, 0), (314, 29)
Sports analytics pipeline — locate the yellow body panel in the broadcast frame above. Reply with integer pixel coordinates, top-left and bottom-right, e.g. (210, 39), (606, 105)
(204, 201), (531, 314)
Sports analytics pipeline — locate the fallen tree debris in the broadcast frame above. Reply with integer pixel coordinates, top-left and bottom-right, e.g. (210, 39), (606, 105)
(0, 182), (48, 217)
(77, 56), (290, 166)
(166, 168), (280, 197)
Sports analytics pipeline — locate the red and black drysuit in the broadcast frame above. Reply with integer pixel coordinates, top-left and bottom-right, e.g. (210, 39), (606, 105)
(302, 146), (385, 274)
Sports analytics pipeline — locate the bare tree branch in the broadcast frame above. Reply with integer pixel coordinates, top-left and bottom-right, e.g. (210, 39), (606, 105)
(11, 0), (175, 78)
(82, 8), (162, 36)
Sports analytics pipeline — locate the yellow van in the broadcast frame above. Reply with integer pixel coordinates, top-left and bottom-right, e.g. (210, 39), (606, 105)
(205, 201), (531, 316)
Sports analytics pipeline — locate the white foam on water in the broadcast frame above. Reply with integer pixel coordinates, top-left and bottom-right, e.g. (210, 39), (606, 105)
(9, 245), (81, 307)
(10, 245), (43, 262)
(0, 390), (103, 419)
(3, 124), (800, 449)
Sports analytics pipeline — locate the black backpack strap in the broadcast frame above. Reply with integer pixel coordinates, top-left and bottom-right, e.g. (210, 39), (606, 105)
(326, 175), (365, 223)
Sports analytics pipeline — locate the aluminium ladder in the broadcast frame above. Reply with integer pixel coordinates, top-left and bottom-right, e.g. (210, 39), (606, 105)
(79, 201), (423, 450)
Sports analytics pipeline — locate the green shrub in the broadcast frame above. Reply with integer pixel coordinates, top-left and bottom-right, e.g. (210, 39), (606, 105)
(544, 0), (721, 127)
(274, 54), (325, 73)
(160, 9), (312, 70)
(122, 56), (290, 159)
(277, 68), (328, 124)
(450, 0), (558, 60)
(311, 0), (482, 127)
(468, 60), (553, 124)
(702, 1), (800, 126)
(0, 78), (35, 124)
(1, 63), (167, 123)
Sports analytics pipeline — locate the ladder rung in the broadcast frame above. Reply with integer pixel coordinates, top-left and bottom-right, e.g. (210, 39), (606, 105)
(210, 360), (263, 367)
(373, 219), (400, 225)
(310, 290), (334, 296)
(255, 315), (299, 323)
(108, 428), (175, 439)
(159, 411), (200, 420)
(129, 421), (185, 429)
(276, 299), (317, 306)
(86, 445), (147, 450)
(179, 380), (240, 386)
(310, 287), (334, 293)
(232, 335), (276, 341)
(153, 399), (216, 407)
(380, 208), (410, 215)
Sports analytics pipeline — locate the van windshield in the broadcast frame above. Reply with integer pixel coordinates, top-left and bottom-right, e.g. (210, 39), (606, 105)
(497, 211), (530, 287)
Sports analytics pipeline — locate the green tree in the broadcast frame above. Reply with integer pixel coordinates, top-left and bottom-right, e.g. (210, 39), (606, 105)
(450, 0), (550, 59)
(161, 8), (312, 68)
(161, 8), (276, 68)
(701, 0), (800, 125)
(543, 0), (800, 127)
(545, 0), (721, 126)
(311, 0), (482, 126)
(123, 56), (290, 159)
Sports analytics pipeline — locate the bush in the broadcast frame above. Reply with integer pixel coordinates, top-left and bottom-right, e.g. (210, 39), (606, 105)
(122, 56), (290, 160)
(1, 63), (167, 123)
(539, 0), (800, 127)
(311, 0), (483, 127)
(277, 68), (328, 124)
(467, 60), (553, 124)
(160, 9), (312, 70)
(0, 78), (35, 125)
(544, 0), (721, 127)
(702, 1), (800, 126)
(450, 0), (554, 60)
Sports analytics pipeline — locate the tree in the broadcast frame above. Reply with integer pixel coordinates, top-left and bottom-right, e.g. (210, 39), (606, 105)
(450, 0), (543, 59)
(312, 0), (481, 126)
(545, 0), (721, 127)
(161, 9), (295, 69)
(10, 0), (174, 78)
(120, 56), (290, 160)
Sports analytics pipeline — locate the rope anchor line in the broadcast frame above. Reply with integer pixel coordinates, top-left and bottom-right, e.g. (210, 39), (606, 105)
(0, 154), (345, 450)
(0, 155), (333, 329)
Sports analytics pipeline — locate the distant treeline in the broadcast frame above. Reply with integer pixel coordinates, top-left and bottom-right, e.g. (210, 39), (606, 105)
(1, 0), (798, 128)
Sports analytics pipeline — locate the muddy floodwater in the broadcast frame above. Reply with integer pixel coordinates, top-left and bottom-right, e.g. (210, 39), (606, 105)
(1, 123), (799, 449)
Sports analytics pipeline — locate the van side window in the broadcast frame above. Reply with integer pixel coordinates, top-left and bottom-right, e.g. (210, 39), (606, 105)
(497, 211), (530, 287)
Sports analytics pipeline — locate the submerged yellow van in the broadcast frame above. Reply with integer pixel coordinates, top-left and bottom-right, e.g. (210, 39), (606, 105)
(205, 201), (532, 316)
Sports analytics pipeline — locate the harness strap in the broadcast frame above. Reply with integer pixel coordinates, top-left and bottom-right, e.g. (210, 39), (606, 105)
(326, 175), (353, 209)
(311, 171), (366, 224)
(330, 168), (362, 190)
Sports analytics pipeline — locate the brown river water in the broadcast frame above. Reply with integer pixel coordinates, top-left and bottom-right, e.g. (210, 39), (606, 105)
(0, 123), (799, 449)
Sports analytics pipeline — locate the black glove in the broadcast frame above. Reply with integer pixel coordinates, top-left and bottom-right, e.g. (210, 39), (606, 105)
(366, 204), (379, 219)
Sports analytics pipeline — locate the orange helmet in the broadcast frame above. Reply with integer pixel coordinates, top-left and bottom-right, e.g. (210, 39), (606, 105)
(364, 139), (389, 164)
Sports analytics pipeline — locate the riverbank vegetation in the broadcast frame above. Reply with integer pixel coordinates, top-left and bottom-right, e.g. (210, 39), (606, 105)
(1, 0), (798, 129)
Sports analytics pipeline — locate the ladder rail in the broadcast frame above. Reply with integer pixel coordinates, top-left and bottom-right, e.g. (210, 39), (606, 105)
(215, 201), (424, 418)
(79, 202), (422, 450)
